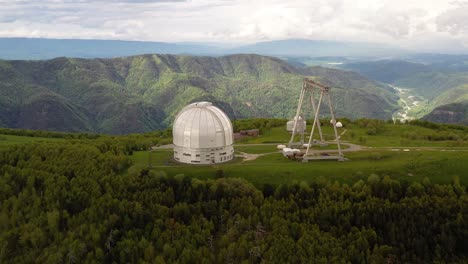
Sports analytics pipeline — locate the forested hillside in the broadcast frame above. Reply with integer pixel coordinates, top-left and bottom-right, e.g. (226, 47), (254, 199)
(423, 102), (468, 125)
(344, 60), (468, 101)
(0, 54), (398, 134)
(343, 59), (468, 125)
(0, 137), (467, 263)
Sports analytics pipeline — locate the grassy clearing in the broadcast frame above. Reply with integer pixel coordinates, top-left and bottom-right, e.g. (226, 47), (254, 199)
(237, 124), (468, 148)
(127, 122), (468, 186)
(234, 143), (349, 154)
(3, 121), (467, 187)
(130, 148), (468, 187)
(341, 123), (468, 147)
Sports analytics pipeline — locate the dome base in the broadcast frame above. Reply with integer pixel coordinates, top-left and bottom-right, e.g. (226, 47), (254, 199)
(173, 145), (234, 164)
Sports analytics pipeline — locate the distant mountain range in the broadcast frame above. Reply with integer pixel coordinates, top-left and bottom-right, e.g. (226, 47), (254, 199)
(0, 38), (405, 60)
(0, 38), (220, 60)
(228, 39), (405, 58)
(0, 54), (398, 134)
(2, 37), (466, 131)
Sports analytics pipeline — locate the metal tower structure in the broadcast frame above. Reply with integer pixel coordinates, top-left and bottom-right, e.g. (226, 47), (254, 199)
(288, 79), (324, 147)
(289, 78), (343, 160)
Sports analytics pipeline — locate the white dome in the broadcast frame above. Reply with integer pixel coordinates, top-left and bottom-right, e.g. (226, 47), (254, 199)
(336, 122), (343, 128)
(173, 102), (234, 164)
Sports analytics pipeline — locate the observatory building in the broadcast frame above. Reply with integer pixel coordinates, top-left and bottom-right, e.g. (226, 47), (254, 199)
(286, 116), (306, 133)
(172, 102), (234, 164)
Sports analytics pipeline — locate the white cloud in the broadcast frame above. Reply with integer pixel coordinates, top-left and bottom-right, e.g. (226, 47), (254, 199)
(0, 0), (467, 52)
(436, 2), (468, 35)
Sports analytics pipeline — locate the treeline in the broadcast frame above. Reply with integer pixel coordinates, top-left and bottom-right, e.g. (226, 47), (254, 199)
(0, 127), (101, 139)
(2, 118), (466, 142)
(232, 118), (287, 132)
(342, 118), (468, 141)
(402, 130), (468, 141)
(409, 119), (468, 133)
(353, 118), (388, 135)
(0, 141), (467, 263)
(403, 120), (468, 141)
(0, 127), (172, 140)
(0, 127), (173, 154)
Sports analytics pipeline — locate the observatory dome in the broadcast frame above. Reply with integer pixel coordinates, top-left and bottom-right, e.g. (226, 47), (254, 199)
(172, 102), (234, 164)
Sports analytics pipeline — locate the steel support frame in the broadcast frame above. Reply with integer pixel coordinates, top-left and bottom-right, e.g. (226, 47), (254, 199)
(289, 78), (343, 158)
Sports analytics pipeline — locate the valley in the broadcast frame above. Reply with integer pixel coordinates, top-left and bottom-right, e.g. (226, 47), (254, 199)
(343, 59), (468, 125)
(390, 85), (429, 122)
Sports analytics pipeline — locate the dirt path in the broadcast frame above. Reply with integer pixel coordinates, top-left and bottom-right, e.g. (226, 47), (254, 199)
(235, 142), (365, 161)
(236, 151), (278, 161)
(153, 142), (468, 163)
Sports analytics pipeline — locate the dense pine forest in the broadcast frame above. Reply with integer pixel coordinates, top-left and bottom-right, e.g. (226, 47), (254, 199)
(0, 125), (467, 263)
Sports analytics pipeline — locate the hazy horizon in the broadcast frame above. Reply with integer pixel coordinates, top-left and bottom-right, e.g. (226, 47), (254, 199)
(1, 0), (468, 54)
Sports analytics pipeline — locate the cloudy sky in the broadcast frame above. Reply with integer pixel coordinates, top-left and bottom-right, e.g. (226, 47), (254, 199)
(1, 0), (468, 52)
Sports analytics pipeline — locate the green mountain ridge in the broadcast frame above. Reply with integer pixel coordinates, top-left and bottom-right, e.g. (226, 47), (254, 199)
(0, 54), (398, 134)
(423, 102), (468, 125)
(343, 60), (468, 124)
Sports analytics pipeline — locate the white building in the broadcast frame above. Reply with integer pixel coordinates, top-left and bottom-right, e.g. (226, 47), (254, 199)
(173, 102), (234, 164)
(286, 116), (306, 133)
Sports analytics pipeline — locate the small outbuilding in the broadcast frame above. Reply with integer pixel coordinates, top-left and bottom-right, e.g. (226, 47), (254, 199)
(286, 116), (306, 133)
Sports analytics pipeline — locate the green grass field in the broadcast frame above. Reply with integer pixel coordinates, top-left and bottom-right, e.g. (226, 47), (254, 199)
(130, 148), (468, 186)
(340, 123), (468, 147)
(234, 145), (278, 154)
(234, 143), (349, 154)
(237, 125), (468, 148)
(127, 122), (468, 186)
(3, 122), (468, 186)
